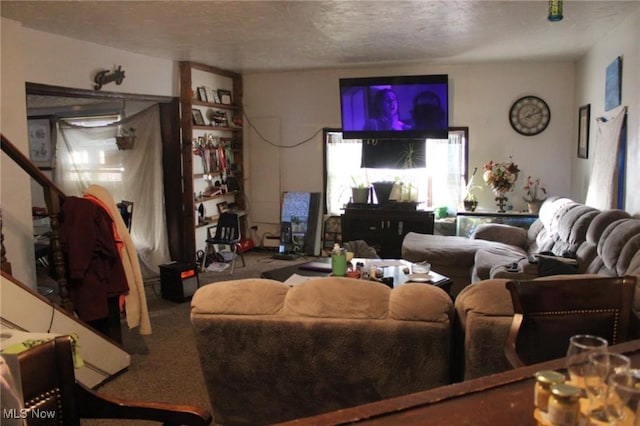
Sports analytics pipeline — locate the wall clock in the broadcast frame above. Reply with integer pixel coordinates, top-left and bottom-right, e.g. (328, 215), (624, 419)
(509, 96), (551, 136)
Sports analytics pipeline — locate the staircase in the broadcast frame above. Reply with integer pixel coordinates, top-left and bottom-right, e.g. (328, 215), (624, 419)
(1, 134), (130, 388)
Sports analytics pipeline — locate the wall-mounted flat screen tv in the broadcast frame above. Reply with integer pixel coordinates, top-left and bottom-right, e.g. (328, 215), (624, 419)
(339, 74), (449, 140)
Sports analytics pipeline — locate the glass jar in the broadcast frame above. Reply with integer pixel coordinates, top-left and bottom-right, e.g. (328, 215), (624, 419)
(547, 383), (581, 426)
(534, 370), (566, 412)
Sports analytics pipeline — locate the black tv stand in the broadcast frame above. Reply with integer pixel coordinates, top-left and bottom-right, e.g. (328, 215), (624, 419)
(341, 206), (434, 258)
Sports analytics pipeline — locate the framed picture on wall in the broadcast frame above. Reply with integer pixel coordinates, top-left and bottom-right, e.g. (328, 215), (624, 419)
(217, 89), (232, 105)
(28, 116), (56, 169)
(192, 109), (206, 126)
(577, 104), (590, 159)
(208, 87), (221, 104)
(217, 201), (229, 214)
(197, 87), (208, 102)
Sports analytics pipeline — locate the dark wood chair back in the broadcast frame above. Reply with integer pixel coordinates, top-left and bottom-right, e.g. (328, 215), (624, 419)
(12, 335), (212, 425)
(504, 276), (636, 368)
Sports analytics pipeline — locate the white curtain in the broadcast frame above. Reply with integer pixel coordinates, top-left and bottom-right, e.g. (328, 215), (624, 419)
(55, 104), (170, 279)
(425, 134), (465, 212)
(586, 105), (627, 210)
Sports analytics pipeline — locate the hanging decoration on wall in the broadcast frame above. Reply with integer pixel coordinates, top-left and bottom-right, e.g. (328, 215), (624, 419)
(548, 0), (563, 22)
(94, 65), (126, 90)
(605, 56), (622, 111)
(115, 127), (136, 150)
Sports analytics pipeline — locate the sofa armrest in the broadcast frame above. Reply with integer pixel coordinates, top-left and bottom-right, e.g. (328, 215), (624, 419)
(471, 223), (527, 248)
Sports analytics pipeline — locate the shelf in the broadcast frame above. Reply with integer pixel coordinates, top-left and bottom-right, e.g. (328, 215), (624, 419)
(194, 172), (243, 180)
(193, 125), (242, 132)
(194, 191), (239, 204)
(192, 100), (239, 111)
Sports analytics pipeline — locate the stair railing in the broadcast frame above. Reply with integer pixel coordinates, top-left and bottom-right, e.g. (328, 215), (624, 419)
(1, 133), (74, 313)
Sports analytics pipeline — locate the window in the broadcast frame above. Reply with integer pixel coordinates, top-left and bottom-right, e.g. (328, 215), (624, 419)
(323, 127), (469, 215)
(58, 114), (124, 184)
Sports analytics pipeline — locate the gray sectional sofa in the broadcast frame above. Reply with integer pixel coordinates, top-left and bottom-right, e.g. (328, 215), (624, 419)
(403, 196), (640, 380)
(402, 197), (637, 296)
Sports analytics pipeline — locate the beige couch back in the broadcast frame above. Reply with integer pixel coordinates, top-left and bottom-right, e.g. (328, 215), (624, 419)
(190, 277), (453, 425)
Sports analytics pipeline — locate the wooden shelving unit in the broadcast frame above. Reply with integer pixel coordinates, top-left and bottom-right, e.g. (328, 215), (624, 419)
(179, 61), (244, 263)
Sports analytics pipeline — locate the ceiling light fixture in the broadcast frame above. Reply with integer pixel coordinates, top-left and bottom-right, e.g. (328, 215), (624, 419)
(548, 0), (563, 22)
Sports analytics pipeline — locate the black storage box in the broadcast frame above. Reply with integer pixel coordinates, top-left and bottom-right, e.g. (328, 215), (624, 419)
(159, 262), (200, 303)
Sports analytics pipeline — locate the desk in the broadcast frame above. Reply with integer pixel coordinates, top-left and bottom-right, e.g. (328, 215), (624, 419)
(278, 340), (640, 426)
(457, 211), (538, 237)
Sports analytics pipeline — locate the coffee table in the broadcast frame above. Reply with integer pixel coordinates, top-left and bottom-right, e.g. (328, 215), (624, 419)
(261, 258), (452, 295)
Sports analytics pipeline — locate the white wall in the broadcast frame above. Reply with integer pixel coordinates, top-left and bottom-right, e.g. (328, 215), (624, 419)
(0, 18), (179, 288)
(1, 18), (36, 287)
(572, 8), (640, 215)
(23, 28), (177, 97)
(244, 61), (576, 234)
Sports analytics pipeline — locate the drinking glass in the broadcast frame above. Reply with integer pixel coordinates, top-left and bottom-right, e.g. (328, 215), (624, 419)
(585, 352), (631, 421)
(605, 370), (640, 425)
(566, 334), (608, 389)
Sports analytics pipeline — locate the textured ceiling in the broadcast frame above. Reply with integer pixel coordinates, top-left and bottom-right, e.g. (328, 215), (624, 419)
(3, 1), (638, 74)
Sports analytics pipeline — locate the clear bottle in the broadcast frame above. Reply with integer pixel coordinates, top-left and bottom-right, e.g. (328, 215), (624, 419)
(547, 383), (581, 426)
(533, 370), (565, 412)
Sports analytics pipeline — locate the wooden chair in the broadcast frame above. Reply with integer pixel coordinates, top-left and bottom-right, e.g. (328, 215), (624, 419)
(11, 335), (212, 425)
(504, 276), (636, 368)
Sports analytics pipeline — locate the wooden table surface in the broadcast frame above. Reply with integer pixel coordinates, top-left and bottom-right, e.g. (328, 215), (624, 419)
(278, 340), (640, 426)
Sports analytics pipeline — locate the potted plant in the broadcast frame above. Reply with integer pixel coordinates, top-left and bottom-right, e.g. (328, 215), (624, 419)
(115, 127), (136, 150)
(463, 167), (481, 212)
(351, 177), (370, 204)
(522, 176), (547, 214)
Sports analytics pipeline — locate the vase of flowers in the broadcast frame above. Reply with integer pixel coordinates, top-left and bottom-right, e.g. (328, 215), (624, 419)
(483, 158), (520, 213)
(523, 176), (547, 214)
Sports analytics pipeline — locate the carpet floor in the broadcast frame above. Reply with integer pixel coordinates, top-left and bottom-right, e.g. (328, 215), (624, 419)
(82, 250), (317, 425)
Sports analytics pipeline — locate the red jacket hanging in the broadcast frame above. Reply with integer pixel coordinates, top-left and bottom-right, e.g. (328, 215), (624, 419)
(59, 197), (129, 322)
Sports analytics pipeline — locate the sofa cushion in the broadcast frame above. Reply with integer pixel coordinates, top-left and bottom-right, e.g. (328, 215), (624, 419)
(389, 283), (452, 322)
(283, 277), (390, 319)
(587, 210), (631, 245)
(402, 233), (490, 266)
(599, 220), (640, 276)
(471, 223), (527, 247)
(191, 278), (289, 315)
(552, 205), (599, 255)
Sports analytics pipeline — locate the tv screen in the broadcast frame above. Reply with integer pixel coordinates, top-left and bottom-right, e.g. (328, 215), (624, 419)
(339, 74), (449, 140)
